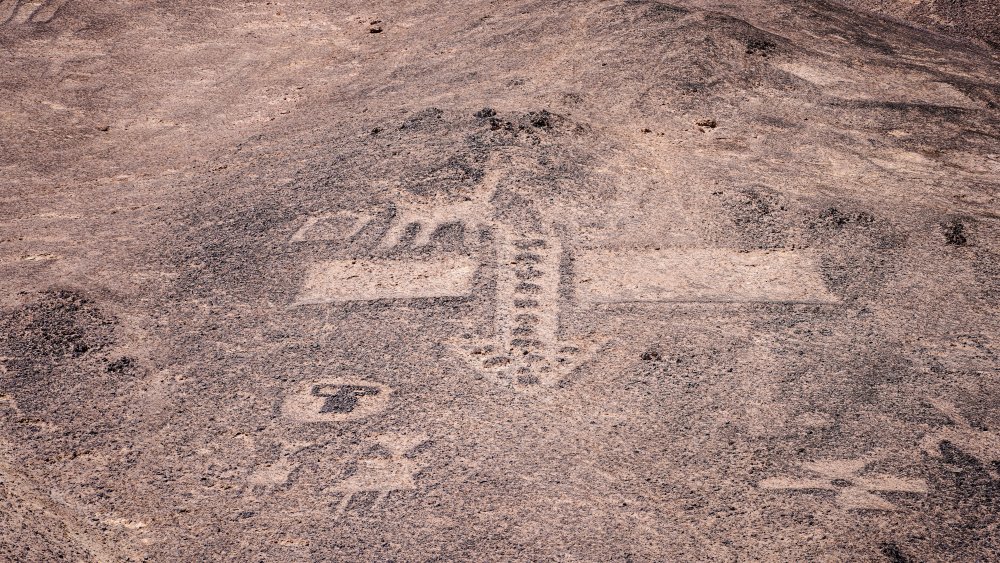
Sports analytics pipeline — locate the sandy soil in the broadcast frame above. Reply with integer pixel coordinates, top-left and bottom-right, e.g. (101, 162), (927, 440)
(2, 0), (999, 560)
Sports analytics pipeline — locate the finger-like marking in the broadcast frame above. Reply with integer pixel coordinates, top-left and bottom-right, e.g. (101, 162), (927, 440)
(30, 0), (64, 23)
(0, 0), (21, 25)
(12, 0), (42, 24)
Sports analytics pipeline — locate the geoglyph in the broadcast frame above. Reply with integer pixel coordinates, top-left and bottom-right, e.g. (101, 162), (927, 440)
(282, 380), (391, 423)
(330, 433), (428, 519)
(290, 189), (838, 388)
(759, 454), (927, 511)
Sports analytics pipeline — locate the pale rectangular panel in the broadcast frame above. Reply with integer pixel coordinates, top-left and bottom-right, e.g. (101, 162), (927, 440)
(297, 257), (477, 304)
(575, 249), (836, 304)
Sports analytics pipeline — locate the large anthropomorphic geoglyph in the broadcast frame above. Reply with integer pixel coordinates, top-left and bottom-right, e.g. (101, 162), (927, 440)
(290, 186), (837, 389)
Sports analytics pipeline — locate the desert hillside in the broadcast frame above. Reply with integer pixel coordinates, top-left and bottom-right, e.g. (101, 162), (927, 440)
(2, 0), (999, 560)
(840, 0), (1000, 46)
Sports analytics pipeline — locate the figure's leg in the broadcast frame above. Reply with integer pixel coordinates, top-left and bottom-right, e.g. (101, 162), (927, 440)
(333, 493), (352, 520)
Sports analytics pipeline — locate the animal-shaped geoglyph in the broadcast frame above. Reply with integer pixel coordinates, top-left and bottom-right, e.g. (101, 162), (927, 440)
(759, 453), (927, 511)
(330, 432), (427, 519)
(376, 190), (494, 248)
(290, 190), (494, 249)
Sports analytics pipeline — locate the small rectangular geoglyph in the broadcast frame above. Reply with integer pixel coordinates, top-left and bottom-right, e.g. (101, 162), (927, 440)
(296, 257), (477, 304)
(575, 249), (837, 304)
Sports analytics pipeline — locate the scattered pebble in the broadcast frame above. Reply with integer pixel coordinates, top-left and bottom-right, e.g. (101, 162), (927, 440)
(943, 219), (967, 246)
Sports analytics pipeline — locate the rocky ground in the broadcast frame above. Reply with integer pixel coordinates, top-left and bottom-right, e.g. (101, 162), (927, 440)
(1, 0), (999, 560)
(842, 0), (1000, 47)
